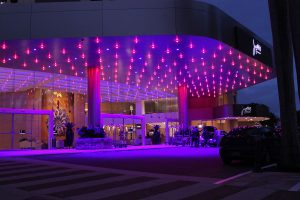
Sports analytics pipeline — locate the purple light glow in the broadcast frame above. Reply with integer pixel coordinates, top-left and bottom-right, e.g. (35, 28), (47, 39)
(0, 35), (274, 100)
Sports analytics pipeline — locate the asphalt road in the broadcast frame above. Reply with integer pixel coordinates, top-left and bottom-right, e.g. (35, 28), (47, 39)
(27, 147), (252, 179)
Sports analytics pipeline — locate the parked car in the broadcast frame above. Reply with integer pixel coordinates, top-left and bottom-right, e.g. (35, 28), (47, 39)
(216, 130), (227, 146)
(201, 126), (217, 147)
(219, 126), (281, 164)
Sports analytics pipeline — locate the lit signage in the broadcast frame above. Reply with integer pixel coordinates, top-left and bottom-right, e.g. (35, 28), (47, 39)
(235, 27), (272, 67)
(241, 106), (252, 116)
(252, 39), (262, 56)
(135, 124), (142, 129)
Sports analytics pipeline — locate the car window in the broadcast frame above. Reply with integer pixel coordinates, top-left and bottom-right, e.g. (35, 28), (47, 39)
(204, 126), (215, 132)
(246, 128), (258, 136)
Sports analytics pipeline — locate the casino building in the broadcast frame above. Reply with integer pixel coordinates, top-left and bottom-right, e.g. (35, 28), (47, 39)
(0, 0), (274, 150)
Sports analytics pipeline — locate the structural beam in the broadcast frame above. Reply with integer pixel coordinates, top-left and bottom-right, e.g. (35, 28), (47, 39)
(87, 66), (101, 128)
(178, 84), (189, 129)
(288, 0), (300, 101)
(269, 0), (300, 169)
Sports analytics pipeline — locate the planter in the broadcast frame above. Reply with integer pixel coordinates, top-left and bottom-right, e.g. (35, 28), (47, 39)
(56, 140), (65, 149)
(76, 138), (113, 150)
(19, 140), (37, 149)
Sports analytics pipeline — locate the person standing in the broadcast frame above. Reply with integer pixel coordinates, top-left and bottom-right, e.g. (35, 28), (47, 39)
(65, 122), (74, 148)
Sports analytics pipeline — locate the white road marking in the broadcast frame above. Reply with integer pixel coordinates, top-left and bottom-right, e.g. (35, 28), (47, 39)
(10, 157), (218, 183)
(32, 175), (133, 195)
(215, 163), (277, 185)
(214, 171), (252, 185)
(71, 179), (172, 200)
(142, 182), (217, 200)
(220, 187), (275, 200)
(288, 182), (300, 191)
(261, 163), (277, 170)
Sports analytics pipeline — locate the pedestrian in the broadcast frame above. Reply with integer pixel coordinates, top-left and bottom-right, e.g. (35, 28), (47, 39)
(65, 122), (74, 148)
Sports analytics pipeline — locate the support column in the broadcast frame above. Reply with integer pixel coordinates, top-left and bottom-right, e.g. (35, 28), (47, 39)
(178, 84), (189, 129)
(288, 0), (300, 101)
(135, 101), (145, 115)
(48, 113), (54, 149)
(141, 118), (146, 145)
(165, 119), (170, 145)
(87, 66), (101, 128)
(269, 0), (300, 169)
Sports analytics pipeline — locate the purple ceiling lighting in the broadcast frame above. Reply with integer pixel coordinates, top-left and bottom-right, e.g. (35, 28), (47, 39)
(0, 35), (275, 100)
(0, 67), (174, 102)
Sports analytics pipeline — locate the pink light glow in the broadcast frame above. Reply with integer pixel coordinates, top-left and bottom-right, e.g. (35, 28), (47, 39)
(175, 36), (180, 43)
(26, 48), (30, 55)
(13, 53), (18, 59)
(151, 42), (156, 49)
(0, 35), (274, 100)
(189, 42), (194, 49)
(1, 42), (7, 50)
(40, 43), (45, 49)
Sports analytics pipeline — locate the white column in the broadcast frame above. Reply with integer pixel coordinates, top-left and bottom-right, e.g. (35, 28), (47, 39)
(165, 119), (170, 145)
(48, 113), (54, 149)
(135, 101), (145, 115)
(141, 118), (146, 145)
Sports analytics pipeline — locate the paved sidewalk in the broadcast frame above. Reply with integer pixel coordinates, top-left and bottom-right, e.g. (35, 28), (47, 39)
(0, 145), (176, 158)
(1, 147), (300, 200)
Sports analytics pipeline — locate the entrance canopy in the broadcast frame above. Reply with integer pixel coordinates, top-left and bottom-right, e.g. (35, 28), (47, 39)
(0, 35), (275, 101)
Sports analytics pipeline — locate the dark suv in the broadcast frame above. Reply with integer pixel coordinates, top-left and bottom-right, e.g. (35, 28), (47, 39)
(219, 126), (281, 164)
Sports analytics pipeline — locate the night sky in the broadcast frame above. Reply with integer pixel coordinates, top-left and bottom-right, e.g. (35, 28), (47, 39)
(199, 0), (300, 117)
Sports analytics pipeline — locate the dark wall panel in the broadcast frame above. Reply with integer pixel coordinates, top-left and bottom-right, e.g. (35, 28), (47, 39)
(175, 4), (236, 46)
(32, 1), (102, 12)
(103, 0), (175, 9)
(31, 11), (102, 38)
(0, 13), (31, 40)
(0, 0), (272, 67)
(103, 9), (175, 36)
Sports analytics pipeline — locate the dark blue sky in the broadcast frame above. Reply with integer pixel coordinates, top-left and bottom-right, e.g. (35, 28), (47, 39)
(199, 0), (299, 116)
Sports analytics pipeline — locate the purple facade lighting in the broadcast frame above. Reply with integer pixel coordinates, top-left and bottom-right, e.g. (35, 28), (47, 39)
(0, 35), (275, 101)
(178, 84), (189, 129)
(87, 66), (101, 128)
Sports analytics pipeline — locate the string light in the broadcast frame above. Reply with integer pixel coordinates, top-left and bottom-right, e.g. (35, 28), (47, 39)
(0, 35), (273, 101)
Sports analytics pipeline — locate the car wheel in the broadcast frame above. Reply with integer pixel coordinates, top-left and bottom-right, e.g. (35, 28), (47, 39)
(263, 151), (271, 164)
(221, 155), (232, 165)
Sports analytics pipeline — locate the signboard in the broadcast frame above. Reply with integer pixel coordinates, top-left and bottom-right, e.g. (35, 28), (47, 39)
(234, 104), (257, 117)
(241, 106), (252, 116)
(135, 124), (142, 129)
(235, 27), (273, 67)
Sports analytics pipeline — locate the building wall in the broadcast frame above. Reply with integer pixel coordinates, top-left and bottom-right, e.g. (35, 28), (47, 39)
(101, 102), (136, 115)
(0, 89), (42, 149)
(0, 0), (272, 62)
(188, 96), (217, 120)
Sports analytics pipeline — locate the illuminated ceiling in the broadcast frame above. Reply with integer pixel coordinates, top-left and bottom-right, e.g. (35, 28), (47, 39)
(0, 35), (275, 101)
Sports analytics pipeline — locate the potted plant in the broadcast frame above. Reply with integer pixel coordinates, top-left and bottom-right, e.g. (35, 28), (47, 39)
(19, 137), (37, 149)
(76, 125), (112, 149)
